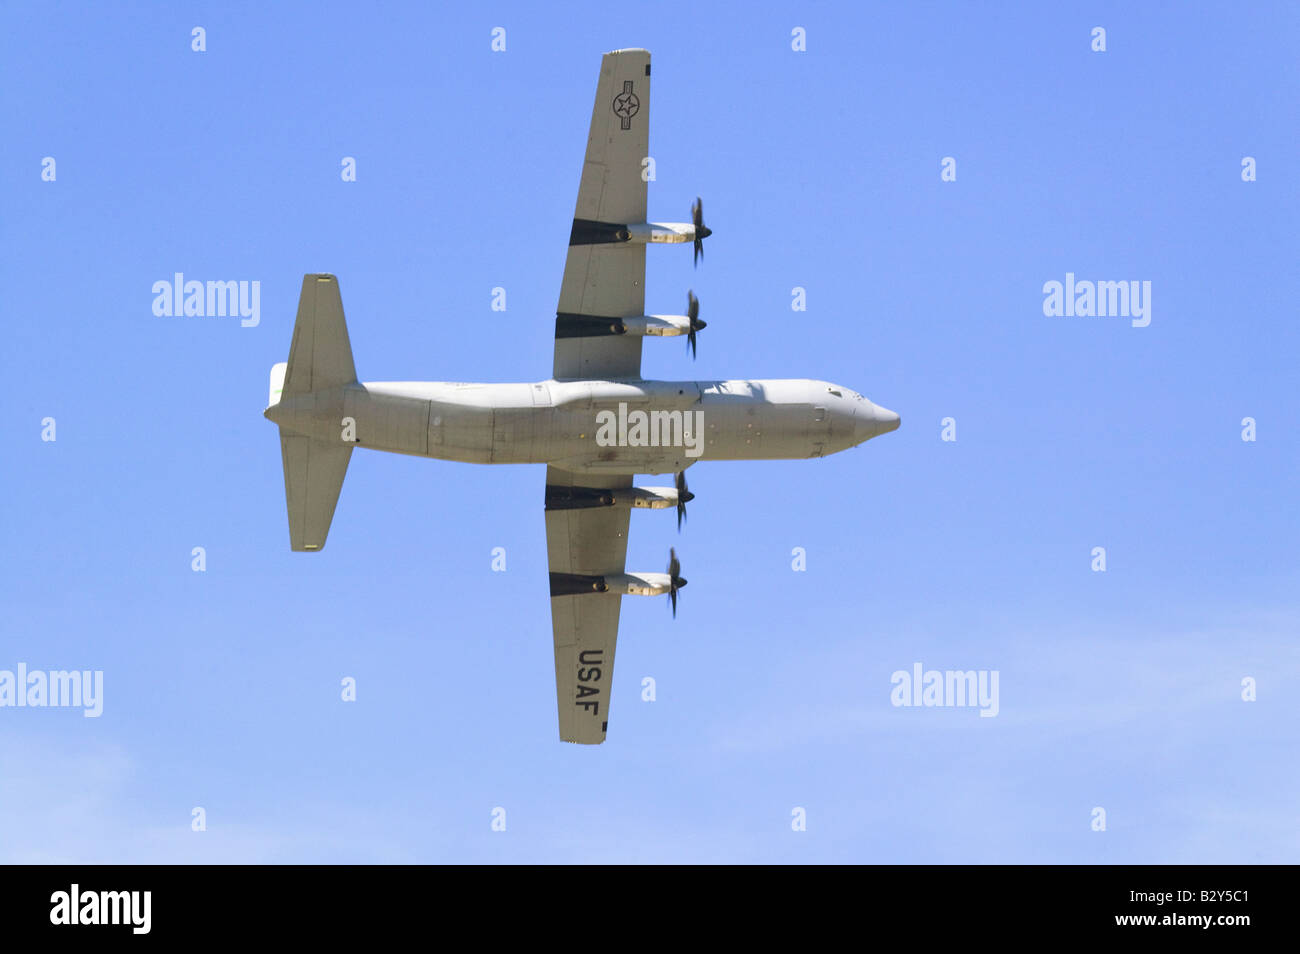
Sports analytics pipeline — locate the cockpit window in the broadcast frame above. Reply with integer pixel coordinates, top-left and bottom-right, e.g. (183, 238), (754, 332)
(827, 388), (843, 397)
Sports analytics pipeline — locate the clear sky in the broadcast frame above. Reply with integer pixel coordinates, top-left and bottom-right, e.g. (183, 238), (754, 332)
(2, 2), (1296, 863)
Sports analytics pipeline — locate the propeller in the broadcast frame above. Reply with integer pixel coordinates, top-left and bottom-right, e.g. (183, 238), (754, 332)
(686, 290), (706, 359)
(674, 471), (694, 531)
(667, 547), (688, 617)
(691, 197), (711, 266)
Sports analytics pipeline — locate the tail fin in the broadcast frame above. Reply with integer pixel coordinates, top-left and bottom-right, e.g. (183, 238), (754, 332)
(283, 274), (356, 395)
(271, 274), (358, 551)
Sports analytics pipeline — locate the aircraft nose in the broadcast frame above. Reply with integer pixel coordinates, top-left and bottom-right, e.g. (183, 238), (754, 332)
(876, 404), (901, 434)
(855, 402), (901, 442)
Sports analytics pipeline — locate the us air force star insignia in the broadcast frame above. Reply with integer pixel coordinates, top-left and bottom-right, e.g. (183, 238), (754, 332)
(612, 80), (640, 131)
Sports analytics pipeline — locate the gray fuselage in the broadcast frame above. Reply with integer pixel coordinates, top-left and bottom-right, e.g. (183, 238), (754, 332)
(267, 377), (900, 474)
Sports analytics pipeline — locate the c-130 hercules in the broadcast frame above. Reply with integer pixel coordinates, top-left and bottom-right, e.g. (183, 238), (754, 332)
(264, 49), (900, 743)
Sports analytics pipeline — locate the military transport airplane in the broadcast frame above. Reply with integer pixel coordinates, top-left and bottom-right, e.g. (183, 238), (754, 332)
(264, 49), (900, 744)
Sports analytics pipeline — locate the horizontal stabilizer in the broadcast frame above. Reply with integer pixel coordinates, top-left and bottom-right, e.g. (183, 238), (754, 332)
(280, 434), (352, 551)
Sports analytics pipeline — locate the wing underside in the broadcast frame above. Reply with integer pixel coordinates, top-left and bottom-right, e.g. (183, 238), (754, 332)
(545, 467), (633, 744)
(553, 48), (651, 381)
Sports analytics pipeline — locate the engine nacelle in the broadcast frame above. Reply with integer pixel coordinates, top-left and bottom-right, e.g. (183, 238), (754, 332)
(554, 314), (691, 339)
(606, 572), (673, 596)
(566, 219), (705, 247)
(545, 484), (680, 511)
(548, 570), (679, 597)
(628, 486), (678, 509)
(622, 315), (691, 337)
(626, 222), (696, 244)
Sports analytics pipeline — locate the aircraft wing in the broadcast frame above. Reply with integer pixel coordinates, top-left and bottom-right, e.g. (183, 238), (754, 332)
(553, 48), (650, 381)
(545, 466), (633, 744)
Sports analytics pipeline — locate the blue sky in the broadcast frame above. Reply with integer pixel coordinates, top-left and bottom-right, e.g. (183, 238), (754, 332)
(1, 2), (1296, 862)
